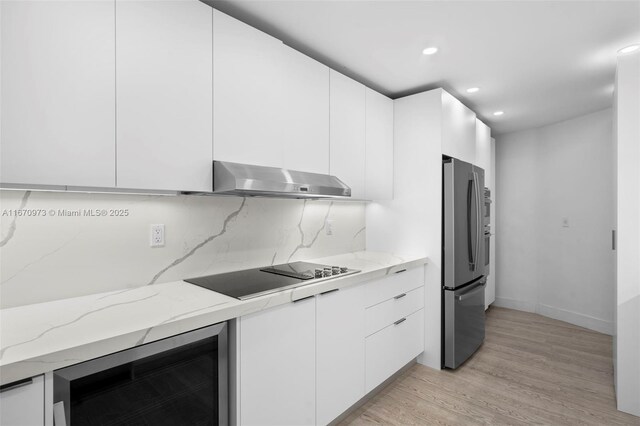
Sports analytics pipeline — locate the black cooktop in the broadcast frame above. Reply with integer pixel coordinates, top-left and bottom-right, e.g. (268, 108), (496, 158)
(184, 261), (359, 300)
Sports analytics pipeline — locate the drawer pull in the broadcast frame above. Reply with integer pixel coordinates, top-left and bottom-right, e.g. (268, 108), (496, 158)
(320, 288), (339, 296)
(393, 293), (407, 300)
(293, 295), (315, 303)
(394, 268), (407, 274)
(394, 317), (407, 326)
(0, 377), (33, 393)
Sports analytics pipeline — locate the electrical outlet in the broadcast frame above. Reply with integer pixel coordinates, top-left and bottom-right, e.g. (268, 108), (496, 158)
(150, 224), (165, 247)
(325, 220), (334, 236)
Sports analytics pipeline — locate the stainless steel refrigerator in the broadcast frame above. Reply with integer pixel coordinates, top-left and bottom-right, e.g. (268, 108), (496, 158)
(443, 157), (486, 369)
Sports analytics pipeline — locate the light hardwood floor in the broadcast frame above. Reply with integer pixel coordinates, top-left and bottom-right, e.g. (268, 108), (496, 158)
(340, 307), (639, 425)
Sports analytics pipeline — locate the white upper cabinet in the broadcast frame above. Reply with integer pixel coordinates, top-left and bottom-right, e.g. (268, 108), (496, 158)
(213, 9), (286, 169)
(330, 70), (367, 199)
(475, 119), (494, 308)
(281, 46), (330, 175)
(0, 0), (115, 187)
(116, 0), (213, 192)
(365, 88), (394, 200)
(475, 118), (491, 174)
(316, 285), (365, 425)
(1, 3), (388, 193)
(441, 91), (477, 164)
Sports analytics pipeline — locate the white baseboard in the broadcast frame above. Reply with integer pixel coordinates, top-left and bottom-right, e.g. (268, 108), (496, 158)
(493, 297), (537, 313)
(536, 303), (614, 335)
(493, 297), (614, 335)
(417, 351), (440, 370)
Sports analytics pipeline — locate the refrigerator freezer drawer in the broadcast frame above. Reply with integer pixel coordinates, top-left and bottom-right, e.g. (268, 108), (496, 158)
(444, 279), (486, 369)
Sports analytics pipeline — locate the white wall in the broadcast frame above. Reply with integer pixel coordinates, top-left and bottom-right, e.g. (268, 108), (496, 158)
(495, 108), (615, 334)
(0, 191), (365, 308)
(494, 127), (539, 312)
(614, 50), (640, 417)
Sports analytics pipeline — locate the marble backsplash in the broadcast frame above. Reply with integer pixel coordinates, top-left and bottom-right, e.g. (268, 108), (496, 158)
(0, 190), (366, 308)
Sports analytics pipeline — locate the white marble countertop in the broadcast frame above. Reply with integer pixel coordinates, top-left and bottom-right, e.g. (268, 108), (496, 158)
(0, 251), (427, 385)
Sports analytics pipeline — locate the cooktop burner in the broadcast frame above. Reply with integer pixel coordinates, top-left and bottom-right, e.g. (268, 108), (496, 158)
(260, 262), (321, 280)
(184, 261), (359, 300)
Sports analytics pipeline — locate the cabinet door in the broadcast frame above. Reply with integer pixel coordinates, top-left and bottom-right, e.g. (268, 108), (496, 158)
(441, 91), (477, 163)
(282, 46), (330, 174)
(0, 375), (44, 426)
(316, 285), (365, 425)
(116, 0), (212, 192)
(0, 0), (115, 187)
(365, 89), (394, 200)
(330, 70), (366, 198)
(213, 9), (285, 169)
(475, 119), (491, 174)
(239, 299), (315, 426)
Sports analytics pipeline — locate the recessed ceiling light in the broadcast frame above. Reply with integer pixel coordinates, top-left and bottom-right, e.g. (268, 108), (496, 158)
(493, 111), (504, 116)
(466, 87), (480, 93)
(422, 47), (438, 55)
(618, 44), (640, 54)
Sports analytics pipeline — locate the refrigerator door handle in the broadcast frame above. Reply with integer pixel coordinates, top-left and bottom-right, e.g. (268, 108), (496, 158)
(474, 171), (482, 273)
(456, 281), (486, 301)
(467, 176), (475, 269)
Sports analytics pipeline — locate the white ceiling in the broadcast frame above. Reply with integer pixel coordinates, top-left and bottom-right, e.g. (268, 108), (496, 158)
(209, 0), (640, 135)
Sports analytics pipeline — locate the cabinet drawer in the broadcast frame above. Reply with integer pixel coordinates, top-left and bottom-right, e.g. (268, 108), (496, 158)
(365, 267), (423, 308)
(0, 375), (45, 426)
(365, 286), (424, 336)
(365, 309), (424, 393)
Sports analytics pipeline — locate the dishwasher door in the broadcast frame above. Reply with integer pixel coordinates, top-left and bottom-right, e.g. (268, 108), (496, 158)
(444, 278), (486, 369)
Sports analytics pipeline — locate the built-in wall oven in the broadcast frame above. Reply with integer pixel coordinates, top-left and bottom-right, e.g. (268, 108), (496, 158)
(483, 187), (491, 227)
(483, 187), (492, 273)
(53, 322), (228, 425)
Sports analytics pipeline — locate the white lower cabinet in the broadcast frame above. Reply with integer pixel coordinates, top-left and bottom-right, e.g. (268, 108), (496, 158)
(365, 267), (424, 308)
(237, 267), (425, 425)
(365, 286), (424, 336)
(364, 270), (425, 393)
(365, 309), (425, 393)
(0, 375), (45, 426)
(239, 298), (316, 426)
(316, 285), (365, 425)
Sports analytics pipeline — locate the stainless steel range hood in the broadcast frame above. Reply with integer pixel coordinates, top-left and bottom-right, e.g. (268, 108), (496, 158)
(211, 161), (351, 198)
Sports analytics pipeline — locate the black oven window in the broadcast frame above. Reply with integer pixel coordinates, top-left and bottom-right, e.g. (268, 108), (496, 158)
(69, 336), (218, 426)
